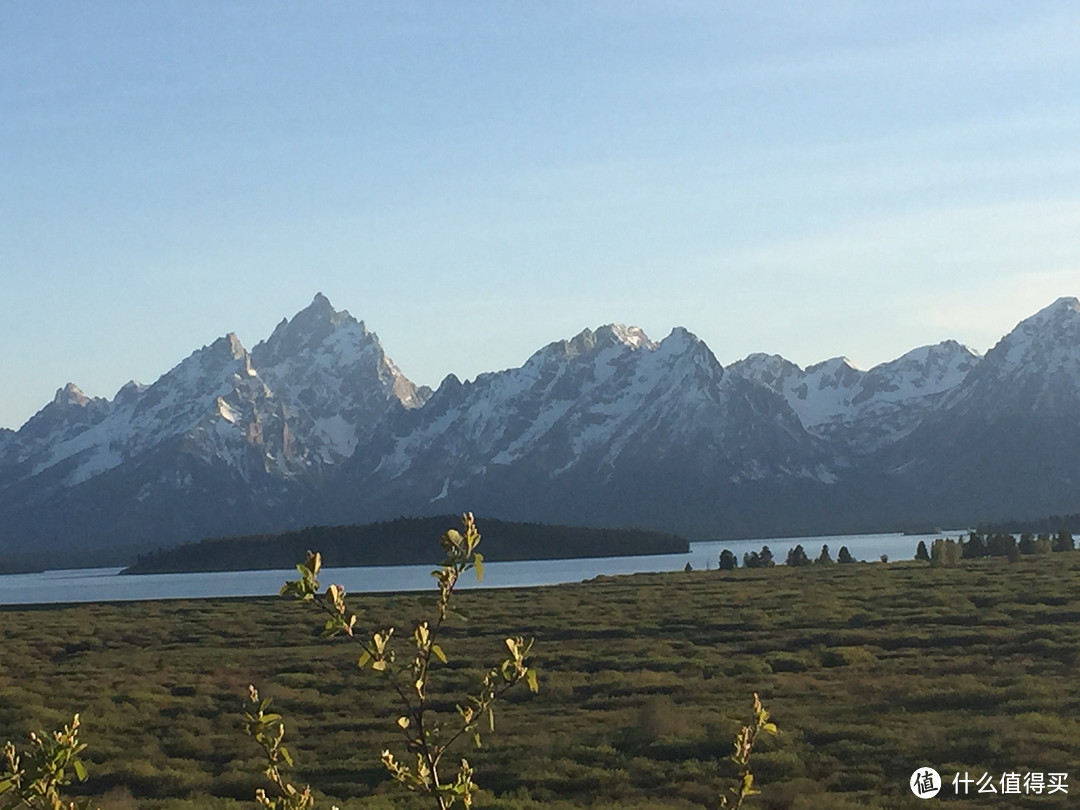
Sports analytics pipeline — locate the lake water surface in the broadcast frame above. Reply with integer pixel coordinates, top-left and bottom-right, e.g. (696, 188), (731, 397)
(0, 531), (959, 606)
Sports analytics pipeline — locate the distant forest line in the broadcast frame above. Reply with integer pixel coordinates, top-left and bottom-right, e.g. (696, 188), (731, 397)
(977, 513), (1080, 536)
(121, 515), (690, 575)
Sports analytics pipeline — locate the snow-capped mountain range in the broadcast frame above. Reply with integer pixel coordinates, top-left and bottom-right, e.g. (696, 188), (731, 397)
(727, 340), (981, 454)
(4, 294), (1080, 568)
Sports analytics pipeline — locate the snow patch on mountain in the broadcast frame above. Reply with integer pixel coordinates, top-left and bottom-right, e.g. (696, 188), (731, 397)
(312, 414), (358, 461)
(369, 321), (827, 500)
(377, 324), (673, 478)
(729, 340), (980, 452)
(941, 296), (1080, 414)
(6, 292), (1080, 557)
(2, 295), (427, 493)
(980, 296), (1080, 379)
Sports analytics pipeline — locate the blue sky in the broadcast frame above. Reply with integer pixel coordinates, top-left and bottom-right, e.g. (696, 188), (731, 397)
(3, 2), (1079, 429)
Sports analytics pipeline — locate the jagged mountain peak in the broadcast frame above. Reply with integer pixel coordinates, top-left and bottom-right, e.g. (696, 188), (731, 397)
(978, 295), (1080, 376)
(247, 296), (427, 459)
(24, 383), (111, 435)
(605, 324), (656, 349)
(302, 291), (359, 329)
(730, 353), (803, 383)
(656, 326), (706, 355)
(171, 333), (253, 383)
(729, 339), (980, 453)
(806, 356), (861, 375)
(1031, 295), (1080, 322)
(879, 340), (980, 376)
(1001, 296), (1080, 346)
(53, 382), (91, 407)
(310, 290), (335, 311)
(113, 380), (147, 405)
(222, 333), (249, 359)
(251, 295), (426, 404)
(939, 337), (976, 353)
(255, 294), (369, 366)
(553, 323), (656, 360)
(741, 351), (790, 365)
(940, 295), (1080, 416)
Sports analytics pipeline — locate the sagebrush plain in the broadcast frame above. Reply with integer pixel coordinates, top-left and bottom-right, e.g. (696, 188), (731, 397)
(3, 553), (1080, 809)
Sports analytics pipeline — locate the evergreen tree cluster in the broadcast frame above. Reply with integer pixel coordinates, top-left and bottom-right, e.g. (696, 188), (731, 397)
(786, 545), (811, 566)
(720, 543), (855, 569)
(718, 549), (739, 570)
(926, 529), (1074, 566)
(123, 516), (690, 573)
(978, 513), (1080, 537)
(741, 545), (775, 568)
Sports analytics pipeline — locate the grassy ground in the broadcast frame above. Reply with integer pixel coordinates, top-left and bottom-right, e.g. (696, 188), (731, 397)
(3, 553), (1080, 808)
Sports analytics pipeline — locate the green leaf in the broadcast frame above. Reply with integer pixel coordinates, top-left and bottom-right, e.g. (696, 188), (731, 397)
(741, 772), (758, 796)
(72, 759), (88, 781)
(431, 644), (447, 664)
(357, 650), (371, 668)
(763, 721), (778, 735)
(280, 746), (293, 767)
(473, 553), (484, 582)
(526, 669), (539, 694)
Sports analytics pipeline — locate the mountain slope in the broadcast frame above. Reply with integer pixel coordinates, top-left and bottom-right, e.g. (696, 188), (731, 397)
(880, 297), (1080, 524)
(729, 341), (980, 454)
(3, 294), (1080, 568)
(0, 295), (424, 565)
(323, 324), (836, 538)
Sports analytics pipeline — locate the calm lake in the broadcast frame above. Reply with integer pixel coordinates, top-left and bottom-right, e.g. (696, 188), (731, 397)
(0, 531), (958, 606)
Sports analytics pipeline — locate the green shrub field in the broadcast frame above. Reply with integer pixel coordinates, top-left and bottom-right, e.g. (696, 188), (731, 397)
(4, 553), (1080, 808)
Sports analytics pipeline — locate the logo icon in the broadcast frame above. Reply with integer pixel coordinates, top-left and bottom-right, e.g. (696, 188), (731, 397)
(911, 767), (941, 798)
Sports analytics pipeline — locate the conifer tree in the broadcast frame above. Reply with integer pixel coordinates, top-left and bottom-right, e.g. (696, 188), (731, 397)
(1053, 529), (1074, 552)
(785, 544), (810, 567)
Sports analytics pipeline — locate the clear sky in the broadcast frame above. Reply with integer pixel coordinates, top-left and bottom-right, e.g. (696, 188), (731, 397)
(3, 2), (1079, 430)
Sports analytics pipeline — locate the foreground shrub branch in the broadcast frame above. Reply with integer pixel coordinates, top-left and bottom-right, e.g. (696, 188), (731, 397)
(720, 692), (778, 810)
(267, 512), (538, 809)
(0, 715), (92, 810)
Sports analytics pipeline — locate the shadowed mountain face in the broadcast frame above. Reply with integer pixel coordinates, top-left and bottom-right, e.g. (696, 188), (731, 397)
(318, 324), (835, 538)
(871, 297), (1080, 526)
(3, 295), (1080, 569)
(0, 295), (425, 567)
(729, 340), (981, 454)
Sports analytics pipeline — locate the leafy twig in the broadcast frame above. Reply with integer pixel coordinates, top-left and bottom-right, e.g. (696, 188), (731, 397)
(0, 715), (93, 810)
(279, 513), (538, 809)
(720, 693), (778, 810)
